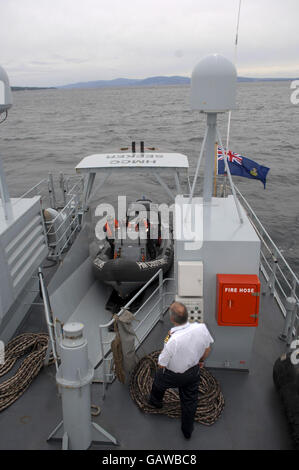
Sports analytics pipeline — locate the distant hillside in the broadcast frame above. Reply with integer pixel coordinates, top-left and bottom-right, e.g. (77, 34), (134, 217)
(12, 76), (298, 91)
(12, 86), (56, 91)
(59, 75), (298, 89)
(238, 77), (298, 82)
(59, 76), (190, 89)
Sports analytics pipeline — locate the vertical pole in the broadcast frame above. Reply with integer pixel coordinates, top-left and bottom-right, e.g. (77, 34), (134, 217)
(279, 296), (297, 343)
(174, 170), (182, 194)
(0, 155), (13, 222)
(82, 173), (95, 212)
(269, 250), (278, 296)
(216, 129), (244, 224)
(213, 142), (218, 197)
(187, 127), (208, 205)
(203, 113), (217, 203)
(99, 327), (106, 399)
(48, 173), (57, 209)
(159, 269), (163, 322)
(287, 298), (298, 346)
(59, 172), (67, 206)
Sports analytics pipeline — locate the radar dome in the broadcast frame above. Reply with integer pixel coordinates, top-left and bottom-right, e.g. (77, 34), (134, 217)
(191, 54), (237, 112)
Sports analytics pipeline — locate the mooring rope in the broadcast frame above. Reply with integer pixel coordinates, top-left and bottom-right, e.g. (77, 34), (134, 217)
(0, 332), (102, 417)
(129, 351), (225, 425)
(0, 333), (50, 412)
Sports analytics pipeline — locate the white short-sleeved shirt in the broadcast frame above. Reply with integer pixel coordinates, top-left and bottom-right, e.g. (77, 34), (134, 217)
(158, 322), (214, 373)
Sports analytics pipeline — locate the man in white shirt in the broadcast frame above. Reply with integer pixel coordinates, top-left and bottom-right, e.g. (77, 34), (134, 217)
(148, 301), (214, 439)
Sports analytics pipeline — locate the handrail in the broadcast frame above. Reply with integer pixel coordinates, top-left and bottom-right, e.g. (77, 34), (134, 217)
(234, 185), (298, 341)
(45, 192), (81, 259)
(10, 173), (84, 209)
(11, 178), (48, 205)
(45, 195), (78, 235)
(99, 268), (164, 329)
(234, 185), (299, 289)
(98, 271), (175, 396)
(38, 267), (59, 372)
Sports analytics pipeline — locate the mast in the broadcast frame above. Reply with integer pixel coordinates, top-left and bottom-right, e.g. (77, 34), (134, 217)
(190, 53), (243, 224)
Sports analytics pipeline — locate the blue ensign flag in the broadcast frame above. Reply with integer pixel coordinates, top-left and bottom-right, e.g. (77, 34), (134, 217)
(217, 147), (270, 188)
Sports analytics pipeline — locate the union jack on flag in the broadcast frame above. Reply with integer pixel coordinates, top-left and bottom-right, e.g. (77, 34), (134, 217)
(217, 146), (270, 188)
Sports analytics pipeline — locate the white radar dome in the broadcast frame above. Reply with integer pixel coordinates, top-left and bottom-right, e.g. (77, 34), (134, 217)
(0, 65), (13, 113)
(191, 54), (237, 112)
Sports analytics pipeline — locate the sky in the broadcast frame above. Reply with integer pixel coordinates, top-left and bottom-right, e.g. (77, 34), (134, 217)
(0, 0), (299, 87)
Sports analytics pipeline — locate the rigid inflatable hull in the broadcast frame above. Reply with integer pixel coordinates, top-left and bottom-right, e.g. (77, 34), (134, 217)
(93, 243), (173, 298)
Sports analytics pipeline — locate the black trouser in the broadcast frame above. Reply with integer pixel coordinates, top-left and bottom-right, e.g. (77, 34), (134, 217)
(150, 365), (200, 435)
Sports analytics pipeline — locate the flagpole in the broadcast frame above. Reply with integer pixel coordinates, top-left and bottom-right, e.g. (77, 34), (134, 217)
(213, 142), (218, 197)
(216, 128), (243, 224)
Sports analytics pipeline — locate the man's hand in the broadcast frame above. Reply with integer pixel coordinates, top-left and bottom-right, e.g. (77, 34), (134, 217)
(199, 347), (211, 368)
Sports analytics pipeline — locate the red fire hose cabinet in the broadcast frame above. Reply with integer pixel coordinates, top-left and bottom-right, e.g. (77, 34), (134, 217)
(216, 274), (261, 327)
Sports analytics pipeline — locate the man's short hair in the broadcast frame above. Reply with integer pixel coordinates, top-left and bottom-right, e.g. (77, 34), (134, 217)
(169, 302), (188, 325)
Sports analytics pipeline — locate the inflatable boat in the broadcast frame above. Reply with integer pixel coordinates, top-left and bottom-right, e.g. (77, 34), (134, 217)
(93, 199), (174, 298)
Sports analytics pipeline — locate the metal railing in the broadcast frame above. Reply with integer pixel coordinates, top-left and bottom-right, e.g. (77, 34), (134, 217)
(41, 173), (84, 260)
(45, 192), (81, 260)
(234, 185), (299, 342)
(11, 178), (49, 206)
(47, 172), (84, 210)
(10, 171), (83, 208)
(38, 267), (59, 371)
(98, 269), (175, 396)
(8, 170), (85, 261)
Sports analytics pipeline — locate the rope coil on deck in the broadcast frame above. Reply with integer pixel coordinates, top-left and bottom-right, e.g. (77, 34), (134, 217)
(0, 333), (102, 417)
(129, 351), (225, 425)
(0, 333), (50, 413)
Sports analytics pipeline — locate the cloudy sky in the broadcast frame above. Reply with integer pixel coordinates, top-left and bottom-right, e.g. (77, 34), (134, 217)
(1, 0), (298, 87)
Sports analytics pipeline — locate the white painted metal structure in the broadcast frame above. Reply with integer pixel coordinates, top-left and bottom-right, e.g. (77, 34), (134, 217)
(0, 65), (13, 222)
(76, 152), (189, 170)
(48, 322), (117, 450)
(0, 65), (12, 114)
(175, 195), (260, 370)
(0, 65), (49, 342)
(0, 198), (48, 338)
(191, 53), (237, 113)
(75, 152), (189, 208)
(174, 54), (260, 369)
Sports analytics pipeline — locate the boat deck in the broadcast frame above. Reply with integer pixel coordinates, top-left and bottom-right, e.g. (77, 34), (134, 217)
(0, 278), (294, 450)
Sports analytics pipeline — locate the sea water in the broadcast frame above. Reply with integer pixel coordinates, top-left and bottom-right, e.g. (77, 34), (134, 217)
(1, 82), (298, 272)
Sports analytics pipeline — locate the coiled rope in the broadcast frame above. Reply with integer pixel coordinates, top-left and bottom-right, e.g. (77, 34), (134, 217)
(0, 333), (50, 413)
(0, 332), (101, 417)
(129, 351), (225, 425)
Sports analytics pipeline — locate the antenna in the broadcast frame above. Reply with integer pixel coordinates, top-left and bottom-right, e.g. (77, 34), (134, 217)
(234, 0), (242, 63)
(224, 0), (242, 195)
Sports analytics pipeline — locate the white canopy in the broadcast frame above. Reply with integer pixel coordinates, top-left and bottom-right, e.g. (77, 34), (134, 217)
(76, 152), (189, 173)
(76, 152), (190, 209)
